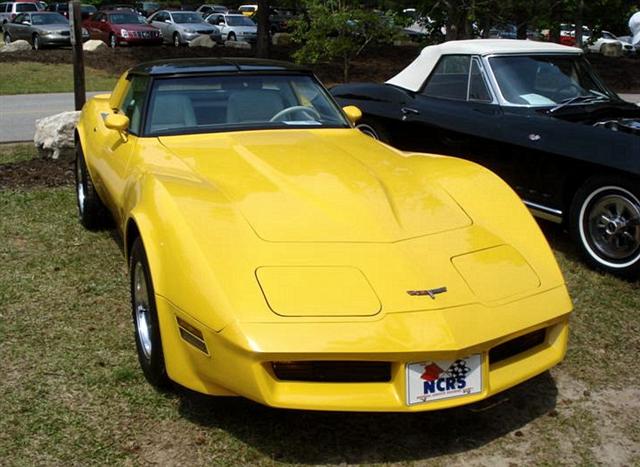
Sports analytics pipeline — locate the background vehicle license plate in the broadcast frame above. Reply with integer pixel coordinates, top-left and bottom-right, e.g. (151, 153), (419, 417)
(406, 354), (482, 405)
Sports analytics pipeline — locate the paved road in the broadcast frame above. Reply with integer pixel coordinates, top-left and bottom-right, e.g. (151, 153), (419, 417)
(0, 91), (106, 143)
(1, 91), (639, 143)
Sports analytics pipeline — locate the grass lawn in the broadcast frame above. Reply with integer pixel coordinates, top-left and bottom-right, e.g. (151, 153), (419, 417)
(0, 62), (117, 95)
(1, 144), (639, 465)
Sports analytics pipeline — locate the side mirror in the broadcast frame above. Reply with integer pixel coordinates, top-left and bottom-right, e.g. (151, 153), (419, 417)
(218, 20), (224, 25)
(164, 19), (171, 23)
(342, 105), (362, 125)
(22, 20), (31, 25)
(104, 113), (129, 132)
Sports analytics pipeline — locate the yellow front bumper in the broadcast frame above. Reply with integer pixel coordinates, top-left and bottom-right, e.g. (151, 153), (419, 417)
(155, 286), (571, 412)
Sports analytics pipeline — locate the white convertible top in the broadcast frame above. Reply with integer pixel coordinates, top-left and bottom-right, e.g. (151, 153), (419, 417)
(386, 39), (583, 92)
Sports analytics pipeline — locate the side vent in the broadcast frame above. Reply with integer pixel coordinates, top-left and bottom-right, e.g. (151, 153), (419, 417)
(176, 317), (209, 355)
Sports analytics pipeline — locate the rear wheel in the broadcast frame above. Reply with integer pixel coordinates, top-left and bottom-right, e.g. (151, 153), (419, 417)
(75, 140), (109, 230)
(356, 117), (391, 144)
(130, 237), (169, 388)
(570, 176), (640, 277)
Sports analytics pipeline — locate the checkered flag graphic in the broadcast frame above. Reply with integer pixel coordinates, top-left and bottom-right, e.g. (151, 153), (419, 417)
(445, 359), (471, 379)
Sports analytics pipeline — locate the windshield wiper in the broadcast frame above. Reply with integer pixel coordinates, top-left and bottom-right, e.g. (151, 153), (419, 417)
(548, 94), (609, 114)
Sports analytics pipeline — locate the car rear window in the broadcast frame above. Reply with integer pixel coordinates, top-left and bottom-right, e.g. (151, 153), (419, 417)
(16, 3), (38, 11)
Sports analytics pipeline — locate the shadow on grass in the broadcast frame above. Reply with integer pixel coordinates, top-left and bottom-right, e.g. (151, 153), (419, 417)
(174, 371), (557, 464)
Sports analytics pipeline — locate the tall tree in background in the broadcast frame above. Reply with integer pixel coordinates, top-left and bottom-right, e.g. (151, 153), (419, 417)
(256, 0), (270, 58)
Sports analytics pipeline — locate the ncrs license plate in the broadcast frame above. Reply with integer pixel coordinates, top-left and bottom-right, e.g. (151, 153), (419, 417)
(406, 354), (482, 405)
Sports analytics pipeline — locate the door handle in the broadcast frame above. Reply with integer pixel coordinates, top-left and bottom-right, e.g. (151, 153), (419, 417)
(401, 107), (420, 121)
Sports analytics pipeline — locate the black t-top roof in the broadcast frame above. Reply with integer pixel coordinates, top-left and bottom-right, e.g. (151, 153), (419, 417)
(128, 58), (310, 77)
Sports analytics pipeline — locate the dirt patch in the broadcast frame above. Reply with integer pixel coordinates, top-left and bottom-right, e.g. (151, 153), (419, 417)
(0, 44), (638, 91)
(0, 158), (74, 189)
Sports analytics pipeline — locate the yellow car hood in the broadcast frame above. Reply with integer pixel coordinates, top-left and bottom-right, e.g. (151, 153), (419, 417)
(158, 130), (471, 243)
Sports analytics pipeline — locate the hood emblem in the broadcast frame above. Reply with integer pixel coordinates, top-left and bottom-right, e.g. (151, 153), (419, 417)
(407, 287), (448, 299)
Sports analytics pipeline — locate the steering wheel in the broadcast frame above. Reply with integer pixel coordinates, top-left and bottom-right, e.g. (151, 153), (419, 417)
(270, 106), (322, 122)
(556, 82), (583, 99)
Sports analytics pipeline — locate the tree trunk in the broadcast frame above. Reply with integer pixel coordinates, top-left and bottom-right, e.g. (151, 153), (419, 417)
(517, 22), (528, 40)
(255, 0), (270, 58)
(343, 55), (350, 83)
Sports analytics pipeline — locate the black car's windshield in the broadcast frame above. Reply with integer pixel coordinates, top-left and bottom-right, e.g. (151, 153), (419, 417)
(226, 15), (254, 26)
(489, 55), (615, 106)
(109, 13), (144, 24)
(32, 13), (66, 24)
(145, 74), (349, 136)
(172, 12), (203, 23)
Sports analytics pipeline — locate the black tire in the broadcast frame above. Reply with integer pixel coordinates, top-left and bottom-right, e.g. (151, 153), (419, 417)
(569, 176), (640, 278)
(173, 32), (181, 47)
(75, 140), (110, 230)
(130, 237), (169, 388)
(4, 32), (11, 44)
(32, 33), (41, 50)
(356, 117), (391, 144)
(109, 33), (117, 48)
(227, 32), (236, 41)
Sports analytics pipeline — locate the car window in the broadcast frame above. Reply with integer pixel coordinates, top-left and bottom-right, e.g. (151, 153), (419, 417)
(16, 3), (38, 12)
(145, 74), (349, 136)
(468, 58), (492, 102)
(172, 12), (203, 23)
(120, 75), (150, 135)
(13, 12), (24, 21)
(0, 4), (6, 13)
(109, 13), (142, 24)
(227, 15), (254, 26)
(32, 13), (66, 24)
(422, 55), (471, 100)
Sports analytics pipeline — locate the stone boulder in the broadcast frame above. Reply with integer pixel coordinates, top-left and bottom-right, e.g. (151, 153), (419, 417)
(599, 42), (622, 57)
(34, 111), (80, 160)
(83, 39), (107, 52)
(225, 40), (251, 49)
(271, 33), (291, 46)
(1, 40), (31, 53)
(189, 35), (217, 48)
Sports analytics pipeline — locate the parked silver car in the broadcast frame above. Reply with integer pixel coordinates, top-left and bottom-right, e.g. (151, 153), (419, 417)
(205, 13), (256, 42)
(0, 1), (40, 25)
(195, 4), (227, 18)
(2, 11), (88, 49)
(148, 9), (221, 46)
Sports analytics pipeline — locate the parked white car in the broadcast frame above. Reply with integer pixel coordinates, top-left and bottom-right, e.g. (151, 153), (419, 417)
(588, 30), (635, 56)
(205, 12), (256, 42)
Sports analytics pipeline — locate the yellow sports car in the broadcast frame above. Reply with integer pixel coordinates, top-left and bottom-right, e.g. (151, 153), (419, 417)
(75, 58), (572, 412)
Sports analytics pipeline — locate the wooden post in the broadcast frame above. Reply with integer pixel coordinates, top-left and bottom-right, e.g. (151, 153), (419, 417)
(69, 0), (85, 110)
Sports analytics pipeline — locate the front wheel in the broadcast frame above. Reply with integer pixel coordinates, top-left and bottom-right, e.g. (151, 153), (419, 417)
(227, 32), (236, 41)
(570, 176), (640, 277)
(4, 32), (11, 44)
(32, 33), (41, 50)
(75, 141), (109, 230)
(173, 32), (181, 47)
(130, 237), (169, 388)
(109, 33), (117, 48)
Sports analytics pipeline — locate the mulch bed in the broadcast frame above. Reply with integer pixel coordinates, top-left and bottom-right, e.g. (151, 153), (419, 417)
(0, 158), (74, 189)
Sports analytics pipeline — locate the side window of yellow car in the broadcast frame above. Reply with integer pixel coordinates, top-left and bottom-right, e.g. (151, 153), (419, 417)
(119, 76), (150, 136)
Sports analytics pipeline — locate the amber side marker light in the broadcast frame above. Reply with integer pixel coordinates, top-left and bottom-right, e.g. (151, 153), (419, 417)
(176, 317), (209, 355)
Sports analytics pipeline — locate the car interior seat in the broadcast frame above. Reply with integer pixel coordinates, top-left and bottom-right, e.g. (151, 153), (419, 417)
(149, 93), (197, 132)
(226, 89), (285, 123)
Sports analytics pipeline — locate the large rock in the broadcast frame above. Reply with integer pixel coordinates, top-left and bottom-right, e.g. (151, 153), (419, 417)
(1, 40), (31, 53)
(83, 39), (107, 52)
(271, 33), (291, 46)
(34, 111), (80, 160)
(600, 42), (622, 57)
(225, 40), (251, 49)
(189, 35), (217, 48)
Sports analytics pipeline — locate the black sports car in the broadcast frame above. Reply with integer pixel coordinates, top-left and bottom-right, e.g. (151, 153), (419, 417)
(331, 39), (640, 277)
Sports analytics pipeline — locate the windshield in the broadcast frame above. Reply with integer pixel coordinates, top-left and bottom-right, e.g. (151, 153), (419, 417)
(16, 3), (38, 11)
(81, 5), (96, 13)
(226, 15), (254, 26)
(172, 12), (203, 23)
(32, 12), (66, 24)
(109, 13), (144, 24)
(145, 74), (349, 136)
(489, 55), (614, 106)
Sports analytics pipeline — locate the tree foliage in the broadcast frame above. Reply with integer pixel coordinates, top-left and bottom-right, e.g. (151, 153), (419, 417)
(290, 0), (401, 82)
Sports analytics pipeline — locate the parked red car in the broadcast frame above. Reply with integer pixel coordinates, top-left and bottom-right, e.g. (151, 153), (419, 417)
(83, 9), (161, 47)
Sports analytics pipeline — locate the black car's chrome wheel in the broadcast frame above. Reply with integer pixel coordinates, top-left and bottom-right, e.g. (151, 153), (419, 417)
(356, 123), (380, 139)
(355, 118), (391, 144)
(130, 237), (169, 388)
(571, 177), (640, 277)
